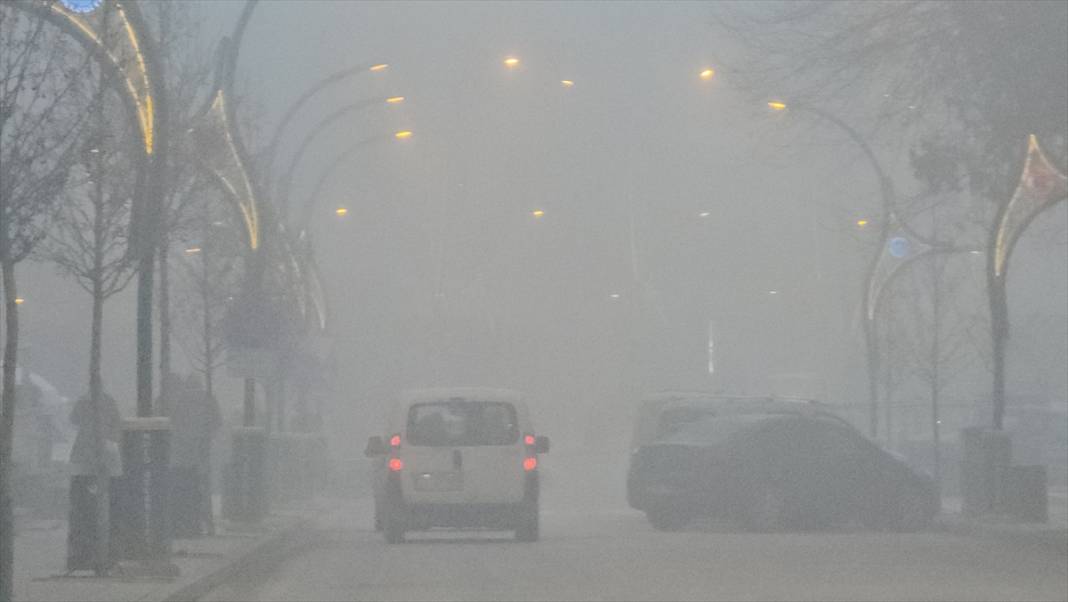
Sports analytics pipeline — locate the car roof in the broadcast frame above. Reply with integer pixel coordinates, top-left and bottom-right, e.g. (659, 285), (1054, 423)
(397, 387), (524, 405)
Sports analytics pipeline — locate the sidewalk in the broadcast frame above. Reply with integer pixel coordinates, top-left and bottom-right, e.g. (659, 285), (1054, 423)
(12, 497), (330, 602)
(937, 486), (1068, 554)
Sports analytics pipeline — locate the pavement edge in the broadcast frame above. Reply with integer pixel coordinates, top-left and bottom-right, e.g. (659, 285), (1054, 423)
(159, 515), (319, 602)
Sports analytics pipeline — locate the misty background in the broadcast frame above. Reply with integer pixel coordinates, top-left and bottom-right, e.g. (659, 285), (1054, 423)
(16, 1), (1066, 459)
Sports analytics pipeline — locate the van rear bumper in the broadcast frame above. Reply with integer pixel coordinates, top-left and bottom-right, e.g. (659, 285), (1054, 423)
(406, 502), (528, 529)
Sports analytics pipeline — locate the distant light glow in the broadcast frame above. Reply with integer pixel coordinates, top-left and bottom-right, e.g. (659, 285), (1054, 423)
(768, 290), (779, 295)
(609, 293), (621, 299)
(531, 209), (545, 218)
(560, 80), (575, 88)
(523, 457), (538, 471)
(970, 250), (982, 255)
(335, 207), (349, 217)
(388, 458), (404, 471)
(14, 297), (25, 305)
(389, 434), (401, 447)
(184, 247), (202, 255)
(386, 96), (405, 104)
(698, 211), (711, 218)
(394, 130), (413, 140)
(524, 434), (536, 446)
(856, 219), (869, 228)
(369, 64), (389, 72)
(503, 56), (520, 68)
(768, 101), (787, 111)
(699, 68), (715, 81)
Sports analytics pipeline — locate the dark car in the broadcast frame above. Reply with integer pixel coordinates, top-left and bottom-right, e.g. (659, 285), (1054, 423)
(626, 413), (939, 532)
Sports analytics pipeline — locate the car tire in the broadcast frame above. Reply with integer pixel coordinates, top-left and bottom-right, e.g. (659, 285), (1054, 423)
(515, 503), (539, 542)
(891, 487), (932, 533)
(745, 482), (787, 532)
(646, 506), (692, 531)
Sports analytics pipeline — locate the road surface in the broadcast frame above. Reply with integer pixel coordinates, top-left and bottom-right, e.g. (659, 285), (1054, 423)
(203, 459), (1068, 601)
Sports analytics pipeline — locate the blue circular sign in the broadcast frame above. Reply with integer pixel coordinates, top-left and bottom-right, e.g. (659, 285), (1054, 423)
(888, 236), (910, 259)
(60, 0), (103, 13)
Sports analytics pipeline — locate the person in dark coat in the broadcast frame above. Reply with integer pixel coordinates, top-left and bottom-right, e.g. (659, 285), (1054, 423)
(67, 391), (122, 573)
(166, 373), (221, 537)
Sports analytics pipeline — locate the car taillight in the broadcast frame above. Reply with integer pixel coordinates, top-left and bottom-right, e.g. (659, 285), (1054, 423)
(388, 457), (404, 472)
(523, 457), (538, 472)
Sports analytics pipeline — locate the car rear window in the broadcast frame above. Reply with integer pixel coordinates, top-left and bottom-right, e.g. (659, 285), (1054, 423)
(407, 401), (519, 447)
(661, 414), (773, 445)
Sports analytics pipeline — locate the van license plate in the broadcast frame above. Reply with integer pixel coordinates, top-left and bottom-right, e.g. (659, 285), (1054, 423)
(413, 471), (462, 492)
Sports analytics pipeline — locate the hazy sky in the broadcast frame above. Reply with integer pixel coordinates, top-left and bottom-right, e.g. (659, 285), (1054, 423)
(17, 2), (1066, 446)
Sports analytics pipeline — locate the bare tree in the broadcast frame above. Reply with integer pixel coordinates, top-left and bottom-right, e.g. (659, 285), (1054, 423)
(0, 5), (94, 596)
(39, 41), (139, 571)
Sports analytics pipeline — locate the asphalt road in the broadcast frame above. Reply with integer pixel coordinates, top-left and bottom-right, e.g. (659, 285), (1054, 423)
(202, 479), (1068, 602)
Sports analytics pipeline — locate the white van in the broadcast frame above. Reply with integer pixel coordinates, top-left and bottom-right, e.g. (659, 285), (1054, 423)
(365, 388), (550, 543)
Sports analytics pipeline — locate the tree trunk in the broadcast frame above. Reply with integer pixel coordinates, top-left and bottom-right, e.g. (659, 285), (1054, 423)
(1, 254), (20, 602)
(201, 250), (214, 400)
(89, 169), (111, 575)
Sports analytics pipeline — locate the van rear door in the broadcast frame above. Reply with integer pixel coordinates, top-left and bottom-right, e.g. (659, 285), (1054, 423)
(403, 400), (524, 504)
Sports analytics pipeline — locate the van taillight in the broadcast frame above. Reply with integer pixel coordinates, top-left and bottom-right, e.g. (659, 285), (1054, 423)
(523, 457), (538, 472)
(389, 434), (401, 447)
(388, 457), (404, 472)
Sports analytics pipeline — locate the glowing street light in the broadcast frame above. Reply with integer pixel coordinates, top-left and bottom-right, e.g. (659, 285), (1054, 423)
(698, 211), (711, 218)
(699, 68), (715, 81)
(560, 80), (575, 88)
(369, 63), (389, 72)
(183, 247), (202, 255)
(385, 96), (405, 104)
(609, 293), (621, 300)
(856, 218), (869, 228)
(14, 297), (25, 305)
(394, 130), (413, 140)
(768, 290), (779, 295)
(335, 207), (349, 217)
(503, 56), (520, 69)
(531, 209), (545, 218)
(767, 101), (788, 111)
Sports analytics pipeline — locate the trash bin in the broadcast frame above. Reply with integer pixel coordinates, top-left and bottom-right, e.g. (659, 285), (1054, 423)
(960, 427), (1012, 516)
(998, 464), (1048, 523)
(112, 417), (171, 563)
(223, 427), (267, 523)
(66, 475), (121, 572)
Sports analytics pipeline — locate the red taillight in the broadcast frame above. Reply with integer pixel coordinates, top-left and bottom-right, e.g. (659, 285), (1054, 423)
(524, 434), (536, 446)
(523, 456), (538, 472)
(389, 434), (401, 447)
(388, 457), (404, 472)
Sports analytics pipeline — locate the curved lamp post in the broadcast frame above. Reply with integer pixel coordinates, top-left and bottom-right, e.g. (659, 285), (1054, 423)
(276, 97), (405, 221)
(18, 0), (167, 417)
(987, 135), (1067, 429)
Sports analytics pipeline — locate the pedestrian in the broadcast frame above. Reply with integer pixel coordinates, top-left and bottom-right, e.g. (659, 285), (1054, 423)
(166, 373), (221, 537)
(67, 390), (122, 573)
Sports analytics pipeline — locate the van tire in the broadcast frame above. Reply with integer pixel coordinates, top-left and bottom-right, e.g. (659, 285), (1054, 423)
(515, 504), (539, 542)
(383, 507), (406, 544)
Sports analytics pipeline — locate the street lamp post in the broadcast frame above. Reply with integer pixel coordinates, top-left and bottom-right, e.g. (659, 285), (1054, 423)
(768, 100), (893, 437)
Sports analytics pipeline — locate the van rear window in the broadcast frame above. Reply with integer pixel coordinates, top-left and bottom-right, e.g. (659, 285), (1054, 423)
(407, 401), (519, 446)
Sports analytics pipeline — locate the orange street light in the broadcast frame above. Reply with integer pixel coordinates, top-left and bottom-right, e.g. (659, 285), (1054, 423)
(385, 96), (405, 104)
(394, 130), (413, 140)
(699, 68), (715, 81)
(767, 101), (788, 111)
(503, 56), (520, 69)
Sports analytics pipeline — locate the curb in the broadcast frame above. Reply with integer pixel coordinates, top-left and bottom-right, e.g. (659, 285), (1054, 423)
(158, 514), (319, 602)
